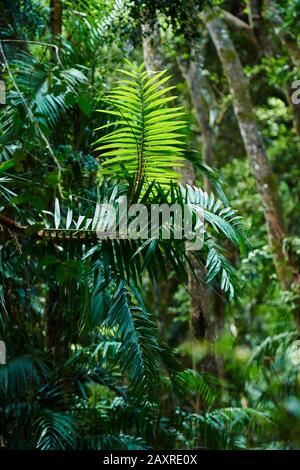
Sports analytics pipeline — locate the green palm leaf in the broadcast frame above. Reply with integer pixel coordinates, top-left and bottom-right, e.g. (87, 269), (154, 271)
(95, 60), (186, 196)
(102, 281), (161, 399)
(34, 411), (78, 450)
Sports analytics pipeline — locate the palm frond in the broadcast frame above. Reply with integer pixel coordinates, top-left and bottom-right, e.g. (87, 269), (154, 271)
(185, 407), (270, 449)
(95, 60), (186, 195)
(0, 355), (42, 397)
(248, 332), (297, 365)
(64, 0), (125, 58)
(177, 183), (247, 253)
(79, 433), (148, 450)
(10, 52), (87, 128)
(205, 238), (236, 299)
(34, 411), (78, 450)
(175, 369), (220, 408)
(102, 281), (161, 398)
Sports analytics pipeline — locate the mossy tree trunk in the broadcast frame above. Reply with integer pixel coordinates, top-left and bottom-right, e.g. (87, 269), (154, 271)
(203, 10), (300, 325)
(178, 42), (214, 172)
(248, 0), (300, 134)
(264, 0), (300, 68)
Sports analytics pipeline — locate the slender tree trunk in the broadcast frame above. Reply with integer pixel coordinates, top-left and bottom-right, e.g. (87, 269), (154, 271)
(50, 0), (62, 35)
(286, 86), (300, 135)
(249, 0), (277, 56)
(142, 22), (214, 342)
(142, 22), (164, 71)
(178, 48), (214, 171)
(202, 10), (299, 308)
(250, 0), (300, 134)
(178, 43), (227, 343)
(225, 0), (300, 135)
(44, 278), (60, 356)
(179, 164), (220, 376)
(264, 0), (300, 68)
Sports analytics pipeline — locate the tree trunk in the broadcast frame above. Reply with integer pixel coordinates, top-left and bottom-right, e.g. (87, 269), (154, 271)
(178, 46), (214, 172)
(264, 0), (300, 68)
(44, 279), (60, 356)
(178, 42), (228, 343)
(50, 0), (62, 35)
(142, 22), (165, 71)
(228, 0), (300, 135)
(286, 86), (300, 135)
(180, 164), (220, 376)
(249, 0), (277, 56)
(253, 0), (300, 134)
(203, 10), (298, 308)
(142, 22), (214, 342)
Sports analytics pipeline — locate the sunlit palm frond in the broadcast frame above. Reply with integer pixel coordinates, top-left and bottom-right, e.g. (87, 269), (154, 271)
(95, 60), (186, 195)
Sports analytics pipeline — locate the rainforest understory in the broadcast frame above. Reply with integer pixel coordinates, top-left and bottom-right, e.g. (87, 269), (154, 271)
(0, 0), (300, 451)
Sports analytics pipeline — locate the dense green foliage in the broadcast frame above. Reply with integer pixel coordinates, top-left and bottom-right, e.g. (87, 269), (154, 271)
(0, 0), (300, 450)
